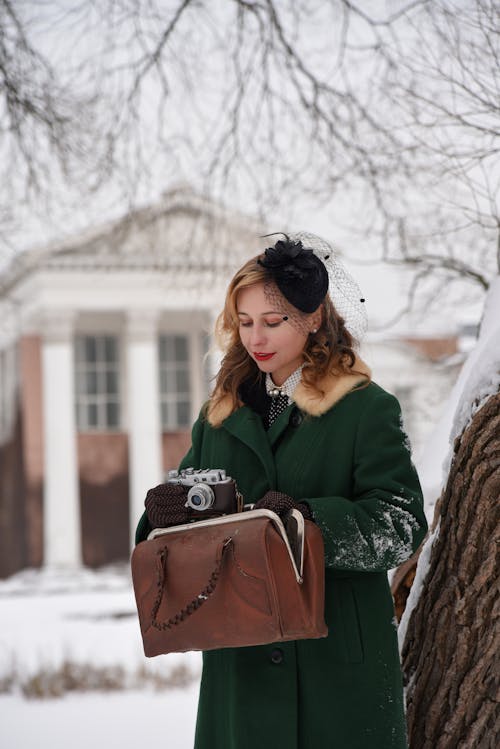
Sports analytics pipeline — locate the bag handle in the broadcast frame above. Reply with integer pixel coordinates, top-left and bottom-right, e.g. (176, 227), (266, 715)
(150, 537), (233, 631)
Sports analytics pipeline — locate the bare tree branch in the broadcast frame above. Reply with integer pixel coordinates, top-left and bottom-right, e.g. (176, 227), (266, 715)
(0, 0), (498, 316)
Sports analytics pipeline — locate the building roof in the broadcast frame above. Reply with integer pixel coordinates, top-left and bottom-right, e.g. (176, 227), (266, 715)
(0, 186), (265, 296)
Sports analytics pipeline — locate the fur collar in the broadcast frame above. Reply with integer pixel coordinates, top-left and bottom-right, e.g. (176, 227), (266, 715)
(206, 357), (371, 427)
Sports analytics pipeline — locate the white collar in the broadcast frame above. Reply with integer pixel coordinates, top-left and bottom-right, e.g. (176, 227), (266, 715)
(265, 365), (304, 401)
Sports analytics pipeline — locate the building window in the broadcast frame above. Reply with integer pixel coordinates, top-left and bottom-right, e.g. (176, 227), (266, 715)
(159, 334), (191, 429)
(75, 335), (121, 431)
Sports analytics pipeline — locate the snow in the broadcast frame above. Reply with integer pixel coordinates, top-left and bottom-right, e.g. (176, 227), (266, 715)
(319, 500), (420, 572)
(0, 565), (201, 749)
(0, 688), (199, 749)
(400, 276), (500, 651)
(416, 276), (500, 520)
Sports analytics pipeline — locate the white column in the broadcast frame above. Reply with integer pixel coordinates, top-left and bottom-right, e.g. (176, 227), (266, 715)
(189, 327), (204, 420)
(42, 311), (81, 567)
(126, 310), (163, 547)
(207, 307), (221, 383)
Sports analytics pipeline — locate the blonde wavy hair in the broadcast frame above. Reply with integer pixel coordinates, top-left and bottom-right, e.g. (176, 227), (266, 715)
(209, 256), (368, 417)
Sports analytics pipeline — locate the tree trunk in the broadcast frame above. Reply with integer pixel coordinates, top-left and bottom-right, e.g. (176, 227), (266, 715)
(401, 391), (500, 748)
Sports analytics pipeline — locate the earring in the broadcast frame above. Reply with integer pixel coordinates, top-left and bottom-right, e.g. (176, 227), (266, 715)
(311, 328), (317, 334)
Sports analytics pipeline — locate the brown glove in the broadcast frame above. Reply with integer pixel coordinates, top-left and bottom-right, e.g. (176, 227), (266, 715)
(254, 490), (313, 521)
(144, 483), (191, 528)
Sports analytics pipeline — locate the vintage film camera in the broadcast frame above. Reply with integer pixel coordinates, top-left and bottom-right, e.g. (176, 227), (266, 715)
(167, 468), (243, 515)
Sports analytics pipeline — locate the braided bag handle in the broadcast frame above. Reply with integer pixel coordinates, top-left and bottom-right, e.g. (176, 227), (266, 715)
(150, 537), (233, 631)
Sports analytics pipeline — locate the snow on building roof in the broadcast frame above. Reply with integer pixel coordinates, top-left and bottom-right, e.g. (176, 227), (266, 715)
(0, 186), (266, 296)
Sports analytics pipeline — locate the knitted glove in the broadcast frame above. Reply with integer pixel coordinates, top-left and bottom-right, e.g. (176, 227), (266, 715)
(144, 483), (191, 528)
(254, 490), (313, 521)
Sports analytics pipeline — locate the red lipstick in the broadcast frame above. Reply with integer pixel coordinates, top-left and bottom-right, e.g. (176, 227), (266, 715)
(254, 352), (275, 361)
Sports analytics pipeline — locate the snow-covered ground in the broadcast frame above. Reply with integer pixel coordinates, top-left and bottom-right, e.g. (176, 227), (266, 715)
(0, 566), (201, 749)
(1, 688), (199, 749)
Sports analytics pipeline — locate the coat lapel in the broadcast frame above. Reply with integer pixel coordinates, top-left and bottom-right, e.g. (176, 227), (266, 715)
(206, 357), (371, 489)
(267, 403), (294, 448)
(221, 405), (277, 487)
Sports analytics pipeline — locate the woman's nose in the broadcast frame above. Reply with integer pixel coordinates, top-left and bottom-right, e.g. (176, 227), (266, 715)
(249, 324), (266, 347)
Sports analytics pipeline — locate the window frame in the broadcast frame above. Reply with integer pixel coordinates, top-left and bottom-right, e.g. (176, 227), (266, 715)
(75, 334), (121, 432)
(158, 333), (192, 430)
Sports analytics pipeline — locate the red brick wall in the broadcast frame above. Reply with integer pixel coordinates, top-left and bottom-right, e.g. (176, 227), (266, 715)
(162, 431), (192, 475)
(78, 433), (130, 567)
(402, 336), (458, 361)
(0, 335), (45, 578)
(19, 336), (44, 567)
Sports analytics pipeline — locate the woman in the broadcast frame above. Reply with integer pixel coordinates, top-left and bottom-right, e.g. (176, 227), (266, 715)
(136, 233), (428, 749)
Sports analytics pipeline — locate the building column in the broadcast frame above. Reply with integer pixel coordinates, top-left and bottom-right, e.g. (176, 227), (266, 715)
(189, 327), (205, 420)
(207, 308), (221, 383)
(41, 311), (81, 567)
(126, 310), (163, 547)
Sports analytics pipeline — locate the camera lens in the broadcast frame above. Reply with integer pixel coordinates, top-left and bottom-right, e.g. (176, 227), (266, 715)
(186, 484), (215, 511)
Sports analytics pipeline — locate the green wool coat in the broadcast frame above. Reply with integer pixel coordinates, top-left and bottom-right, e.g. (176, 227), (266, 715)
(136, 371), (428, 749)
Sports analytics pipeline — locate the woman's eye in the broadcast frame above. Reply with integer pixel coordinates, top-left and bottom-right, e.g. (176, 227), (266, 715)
(238, 319), (281, 328)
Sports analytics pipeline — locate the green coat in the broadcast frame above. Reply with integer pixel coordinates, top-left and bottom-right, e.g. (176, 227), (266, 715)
(136, 374), (427, 749)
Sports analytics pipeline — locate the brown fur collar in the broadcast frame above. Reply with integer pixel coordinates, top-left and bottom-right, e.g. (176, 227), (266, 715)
(206, 357), (371, 427)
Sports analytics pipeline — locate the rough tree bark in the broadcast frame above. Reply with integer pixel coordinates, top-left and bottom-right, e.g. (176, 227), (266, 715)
(401, 391), (500, 748)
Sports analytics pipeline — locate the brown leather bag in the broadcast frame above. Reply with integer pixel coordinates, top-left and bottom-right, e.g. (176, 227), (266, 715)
(131, 508), (328, 656)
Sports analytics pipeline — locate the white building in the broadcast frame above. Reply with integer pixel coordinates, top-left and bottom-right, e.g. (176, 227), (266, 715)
(0, 187), (262, 576)
(0, 187), (466, 577)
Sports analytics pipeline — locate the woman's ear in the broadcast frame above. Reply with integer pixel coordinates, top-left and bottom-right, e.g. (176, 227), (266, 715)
(310, 306), (323, 333)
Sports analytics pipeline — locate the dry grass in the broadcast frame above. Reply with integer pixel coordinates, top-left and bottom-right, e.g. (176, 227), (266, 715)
(0, 661), (199, 699)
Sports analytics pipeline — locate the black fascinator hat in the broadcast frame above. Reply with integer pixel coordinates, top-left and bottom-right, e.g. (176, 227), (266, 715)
(257, 235), (329, 313)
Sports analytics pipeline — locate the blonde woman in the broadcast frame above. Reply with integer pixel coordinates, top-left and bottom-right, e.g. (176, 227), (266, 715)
(136, 233), (427, 749)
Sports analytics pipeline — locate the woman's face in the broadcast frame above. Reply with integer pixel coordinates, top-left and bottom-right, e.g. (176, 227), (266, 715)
(237, 283), (315, 386)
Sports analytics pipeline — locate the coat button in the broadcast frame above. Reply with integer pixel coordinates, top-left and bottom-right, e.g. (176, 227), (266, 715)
(290, 410), (303, 428)
(270, 648), (284, 665)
